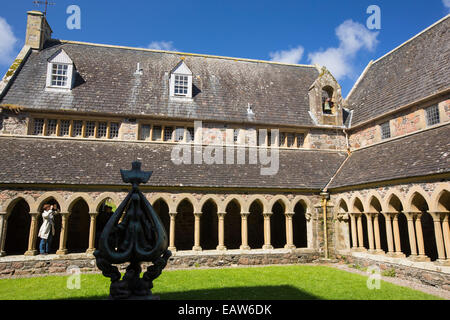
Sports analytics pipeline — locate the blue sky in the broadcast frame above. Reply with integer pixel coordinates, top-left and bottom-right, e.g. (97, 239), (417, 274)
(0, 0), (449, 97)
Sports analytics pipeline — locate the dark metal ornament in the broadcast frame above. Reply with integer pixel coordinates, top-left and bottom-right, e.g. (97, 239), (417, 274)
(94, 161), (172, 300)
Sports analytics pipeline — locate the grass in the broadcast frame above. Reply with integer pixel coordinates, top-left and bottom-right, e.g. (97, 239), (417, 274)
(0, 265), (442, 300)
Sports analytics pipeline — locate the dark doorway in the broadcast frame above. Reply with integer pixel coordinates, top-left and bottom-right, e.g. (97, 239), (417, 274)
(271, 201), (286, 249)
(293, 202), (307, 248)
(5, 199), (30, 255)
(175, 200), (194, 251)
(200, 200), (218, 250)
(248, 201), (264, 249)
(67, 199), (90, 253)
(224, 200), (241, 250)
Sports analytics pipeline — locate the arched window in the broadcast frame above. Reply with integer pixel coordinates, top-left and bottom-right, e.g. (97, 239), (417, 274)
(322, 86), (334, 115)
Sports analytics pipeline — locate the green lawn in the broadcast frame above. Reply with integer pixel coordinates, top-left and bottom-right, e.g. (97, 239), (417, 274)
(0, 265), (442, 300)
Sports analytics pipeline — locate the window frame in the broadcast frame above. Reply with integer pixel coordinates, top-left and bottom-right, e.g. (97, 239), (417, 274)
(425, 104), (440, 127)
(380, 121), (391, 140)
(46, 62), (74, 91)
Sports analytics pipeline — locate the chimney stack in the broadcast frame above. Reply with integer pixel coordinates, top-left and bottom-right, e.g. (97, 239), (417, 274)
(25, 11), (53, 50)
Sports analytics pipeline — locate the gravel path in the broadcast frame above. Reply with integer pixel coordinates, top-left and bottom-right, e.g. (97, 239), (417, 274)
(328, 263), (450, 300)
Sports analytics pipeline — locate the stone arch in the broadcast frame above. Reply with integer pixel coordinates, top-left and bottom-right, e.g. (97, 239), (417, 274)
(175, 198), (195, 251)
(243, 195), (269, 213)
(383, 191), (405, 213)
(149, 193), (176, 213)
(222, 195), (245, 213)
(335, 196), (351, 250)
(291, 196), (313, 215)
(268, 195), (291, 212)
(152, 198), (170, 241)
(430, 185), (450, 212)
(200, 198), (218, 250)
(33, 192), (65, 213)
(247, 198), (265, 249)
(198, 195), (223, 214)
(65, 193), (95, 214)
(66, 197), (90, 253)
(365, 191), (383, 213)
(224, 197), (242, 250)
(2, 195), (35, 216)
(94, 192), (122, 213)
(3, 198), (31, 255)
(270, 198), (287, 249)
(350, 193), (365, 213)
(368, 194), (388, 253)
(174, 194), (200, 213)
(404, 186), (431, 213)
(292, 199), (308, 248)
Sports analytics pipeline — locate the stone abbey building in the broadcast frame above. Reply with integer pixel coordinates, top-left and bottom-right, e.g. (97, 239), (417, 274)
(0, 11), (449, 284)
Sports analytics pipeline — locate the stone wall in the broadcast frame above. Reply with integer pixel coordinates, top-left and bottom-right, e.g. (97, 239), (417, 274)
(0, 110), (29, 136)
(337, 253), (450, 291)
(308, 128), (346, 150)
(349, 98), (449, 149)
(0, 251), (321, 278)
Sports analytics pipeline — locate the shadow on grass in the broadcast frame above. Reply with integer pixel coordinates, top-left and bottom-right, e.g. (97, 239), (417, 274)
(66, 285), (320, 301)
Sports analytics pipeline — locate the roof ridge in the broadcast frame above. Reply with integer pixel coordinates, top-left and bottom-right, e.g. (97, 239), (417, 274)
(56, 39), (317, 68)
(372, 14), (449, 65)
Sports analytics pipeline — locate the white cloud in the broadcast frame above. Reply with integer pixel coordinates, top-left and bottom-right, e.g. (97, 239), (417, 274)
(147, 41), (177, 51)
(443, 0), (450, 11)
(308, 20), (379, 80)
(0, 17), (18, 65)
(269, 46), (304, 64)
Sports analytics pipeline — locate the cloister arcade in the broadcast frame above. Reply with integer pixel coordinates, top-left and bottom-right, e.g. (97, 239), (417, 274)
(0, 192), (313, 257)
(335, 185), (450, 265)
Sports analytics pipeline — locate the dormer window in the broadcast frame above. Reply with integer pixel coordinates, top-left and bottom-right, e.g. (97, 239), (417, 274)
(170, 60), (193, 98)
(46, 49), (74, 91)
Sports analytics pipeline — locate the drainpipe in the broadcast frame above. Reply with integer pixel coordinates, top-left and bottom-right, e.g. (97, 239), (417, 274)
(320, 191), (330, 259)
(343, 129), (351, 155)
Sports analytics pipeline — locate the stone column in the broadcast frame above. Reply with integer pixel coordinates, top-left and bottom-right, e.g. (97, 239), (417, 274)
(192, 212), (202, 251)
(56, 213), (69, 255)
(86, 213), (98, 254)
(373, 213), (383, 253)
(392, 213), (405, 257)
(216, 212), (227, 251)
(404, 212), (418, 258)
(429, 212), (446, 262)
(350, 213), (358, 249)
(414, 212), (430, 261)
(284, 212), (296, 249)
(383, 212), (395, 255)
(240, 212), (250, 250)
(0, 213), (6, 257)
(365, 213), (375, 253)
(262, 212), (273, 250)
(442, 213), (450, 261)
(168, 212), (177, 252)
(25, 212), (40, 256)
(356, 213), (365, 250)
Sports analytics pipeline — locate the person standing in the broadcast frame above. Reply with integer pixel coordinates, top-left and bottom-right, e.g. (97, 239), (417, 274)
(38, 204), (56, 255)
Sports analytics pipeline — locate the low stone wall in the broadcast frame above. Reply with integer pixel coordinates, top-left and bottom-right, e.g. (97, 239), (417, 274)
(0, 250), (320, 278)
(337, 252), (450, 291)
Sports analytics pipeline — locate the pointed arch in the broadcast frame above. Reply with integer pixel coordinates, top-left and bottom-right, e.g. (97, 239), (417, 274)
(350, 193), (365, 213)
(243, 195), (269, 213)
(405, 187), (431, 212)
(33, 192), (65, 213)
(291, 196), (312, 215)
(430, 184), (450, 212)
(174, 194), (200, 213)
(149, 193), (176, 213)
(198, 195), (223, 213)
(268, 195), (290, 212)
(365, 191), (383, 213)
(2, 195), (35, 216)
(382, 191), (405, 213)
(94, 192), (122, 212)
(223, 195), (244, 213)
(65, 193), (95, 214)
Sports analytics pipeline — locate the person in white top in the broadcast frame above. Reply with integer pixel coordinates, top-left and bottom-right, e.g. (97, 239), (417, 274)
(38, 204), (56, 255)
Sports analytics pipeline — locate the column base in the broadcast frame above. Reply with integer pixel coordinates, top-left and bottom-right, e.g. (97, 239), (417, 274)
(435, 259), (450, 266)
(408, 255), (430, 262)
(192, 246), (202, 252)
(240, 245), (251, 251)
(0, 251), (5, 257)
(284, 244), (296, 250)
(216, 245), (227, 251)
(85, 248), (96, 255)
(24, 250), (38, 256)
(387, 252), (406, 258)
(262, 245), (273, 250)
(353, 247), (367, 252)
(56, 249), (68, 255)
(168, 247), (177, 253)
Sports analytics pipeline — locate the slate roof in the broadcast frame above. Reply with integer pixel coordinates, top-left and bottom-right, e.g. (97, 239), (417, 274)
(0, 137), (347, 190)
(346, 15), (450, 126)
(328, 125), (450, 189)
(0, 40), (320, 127)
